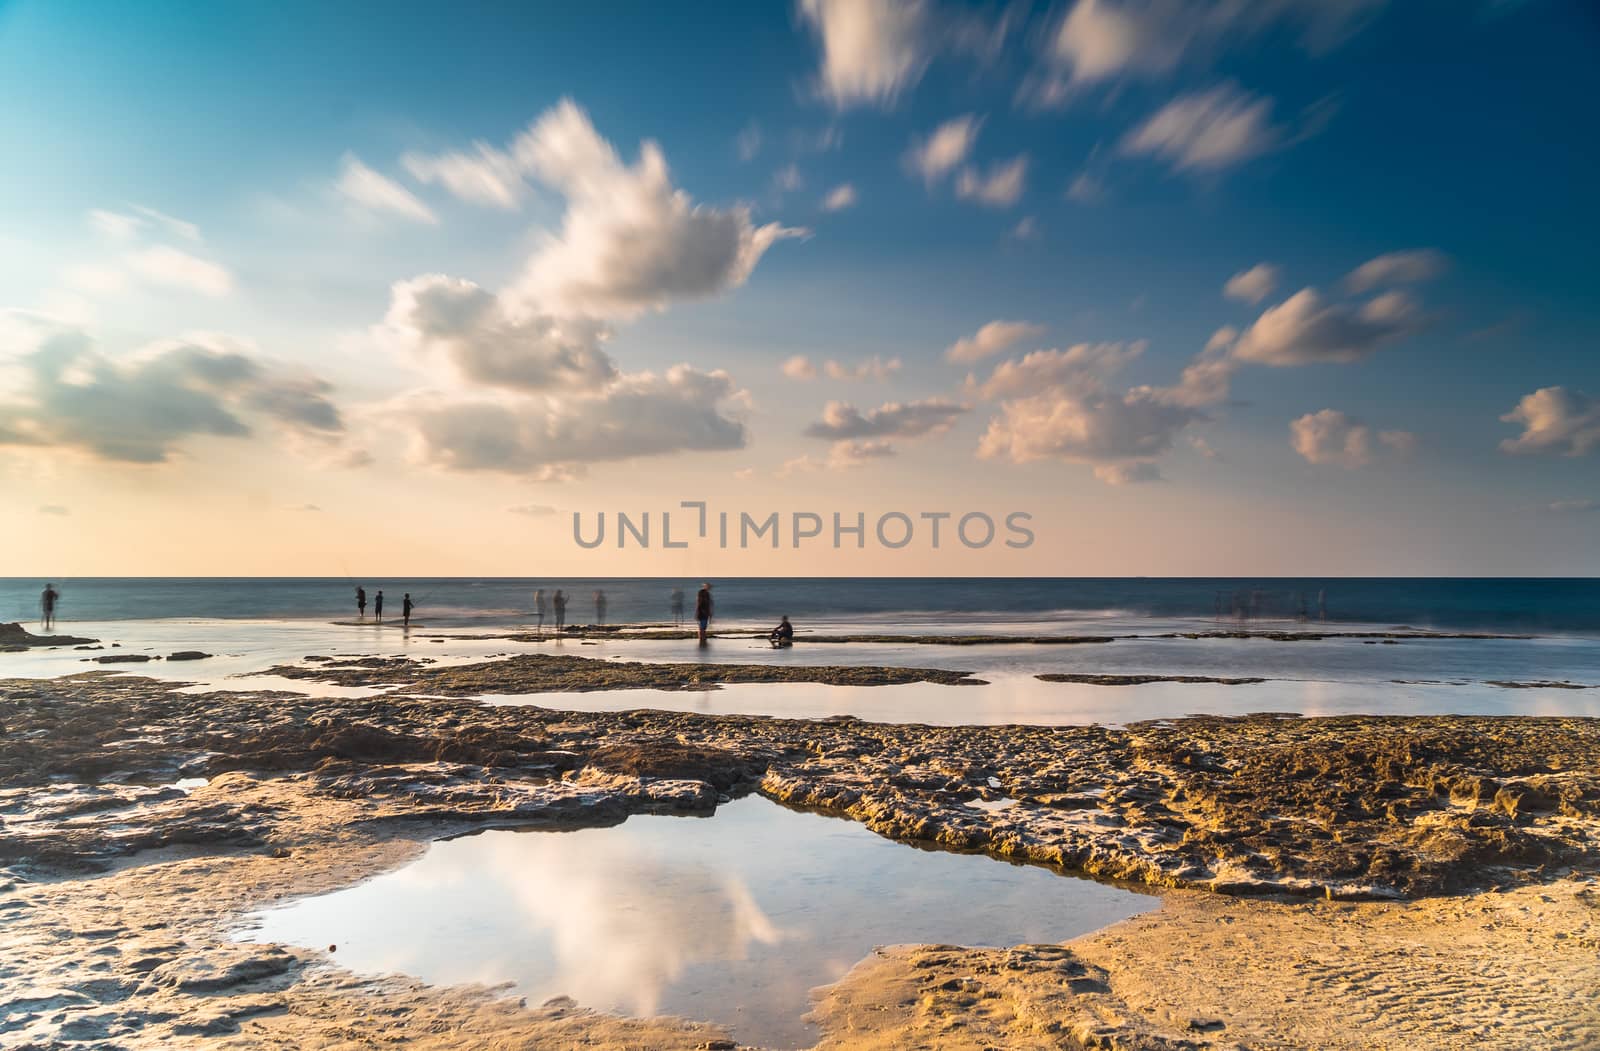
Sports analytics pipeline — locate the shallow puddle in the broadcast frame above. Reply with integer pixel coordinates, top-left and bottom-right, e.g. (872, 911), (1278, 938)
(242, 795), (1152, 1048)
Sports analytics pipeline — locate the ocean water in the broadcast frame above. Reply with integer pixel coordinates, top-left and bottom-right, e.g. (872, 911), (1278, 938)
(3, 577), (1598, 635)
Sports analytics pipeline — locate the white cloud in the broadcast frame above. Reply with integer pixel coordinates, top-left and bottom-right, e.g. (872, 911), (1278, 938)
(945, 319), (1045, 363)
(383, 275), (616, 392)
(1378, 429), (1418, 455)
(88, 209), (144, 241)
(1344, 249), (1449, 293)
(955, 155), (1028, 207)
(0, 316), (342, 464)
(1066, 172), (1103, 203)
(774, 163), (804, 193)
(1547, 499), (1599, 514)
(402, 144), (524, 210)
(972, 341), (1206, 483)
(822, 183), (858, 211)
(798, 0), (932, 108)
(408, 365), (748, 474)
(905, 115), (981, 184)
(1023, 0), (1384, 104)
(505, 100), (805, 318)
(125, 245), (234, 297)
(781, 355), (818, 380)
(1500, 387), (1600, 457)
(1121, 84), (1279, 172)
(804, 398), (968, 440)
(1290, 409), (1372, 467)
(1223, 263), (1279, 304)
(1232, 288), (1422, 366)
(779, 438), (898, 476)
(823, 356), (900, 381)
(736, 122), (763, 162)
(337, 153), (438, 224)
(1010, 215), (1039, 239)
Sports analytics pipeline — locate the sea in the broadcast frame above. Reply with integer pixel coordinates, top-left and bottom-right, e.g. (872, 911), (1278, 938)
(3, 577), (1598, 634)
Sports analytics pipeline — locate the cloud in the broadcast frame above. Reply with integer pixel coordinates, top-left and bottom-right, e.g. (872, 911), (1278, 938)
(972, 341), (1206, 482)
(1547, 499), (1599, 514)
(1223, 263), (1279, 304)
(1066, 172), (1103, 203)
(408, 365), (747, 474)
(1344, 249), (1449, 293)
(89, 206), (201, 243)
(401, 144), (524, 210)
(505, 100), (805, 318)
(0, 317), (342, 464)
(798, 0), (933, 108)
(945, 320), (1046, 363)
(824, 356), (901, 381)
(1010, 216), (1039, 240)
(1023, 0), (1384, 104)
(384, 275), (616, 392)
(125, 246), (233, 297)
(905, 115), (981, 184)
(773, 164), (804, 193)
(781, 355), (818, 380)
(509, 503), (559, 516)
(1120, 84), (1279, 172)
(779, 438), (898, 476)
(955, 155), (1028, 207)
(821, 183), (858, 211)
(1232, 288), (1423, 366)
(736, 122), (762, 162)
(1289, 409), (1371, 467)
(336, 153), (438, 224)
(1500, 387), (1600, 457)
(803, 398), (968, 440)
(38, 504), (69, 516)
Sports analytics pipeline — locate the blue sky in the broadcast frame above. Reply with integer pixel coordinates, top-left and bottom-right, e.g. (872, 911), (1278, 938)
(1, 0), (1597, 575)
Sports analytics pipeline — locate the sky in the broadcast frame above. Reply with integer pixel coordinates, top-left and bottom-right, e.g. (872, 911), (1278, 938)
(1, 0), (1597, 577)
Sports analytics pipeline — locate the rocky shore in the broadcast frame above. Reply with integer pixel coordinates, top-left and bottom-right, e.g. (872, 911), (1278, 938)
(3, 661), (1598, 1048)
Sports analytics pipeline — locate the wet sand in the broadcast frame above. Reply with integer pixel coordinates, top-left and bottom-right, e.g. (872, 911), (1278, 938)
(3, 659), (1599, 1047)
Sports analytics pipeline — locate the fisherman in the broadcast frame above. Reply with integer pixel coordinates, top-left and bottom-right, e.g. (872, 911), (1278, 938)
(769, 615), (794, 648)
(402, 593), (415, 628)
(356, 585), (367, 620)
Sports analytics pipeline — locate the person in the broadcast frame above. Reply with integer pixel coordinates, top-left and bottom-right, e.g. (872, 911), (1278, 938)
(40, 583), (59, 631)
(374, 590), (384, 624)
(402, 593), (415, 628)
(694, 582), (713, 645)
(670, 587), (684, 627)
(769, 615), (794, 648)
(594, 589), (607, 626)
(533, 589), (546, 634)
(552, 589), (567, 634)
(356, 586), (367, 620)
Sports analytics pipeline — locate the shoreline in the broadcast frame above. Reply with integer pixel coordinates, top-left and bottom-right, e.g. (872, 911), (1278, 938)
(4, 665), (1599, 1047)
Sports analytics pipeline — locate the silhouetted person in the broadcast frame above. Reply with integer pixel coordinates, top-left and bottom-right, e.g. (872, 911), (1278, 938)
(402, 593), (414, 628)
(552, 589), (567, 634)
(769, 615), (793, 648)
(695, 583), (713, 645)
(374, 590), (384, 624)
(356, 586), (367, 620)
(670, 587), (684, 627)
(40, 583), (59, 631)
(534, 589), (546, 634)
(594, 589), (607, 626)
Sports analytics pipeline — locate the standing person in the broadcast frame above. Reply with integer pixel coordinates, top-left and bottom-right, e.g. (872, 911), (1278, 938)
(670, 587), (684, 627)
(40, 583), (59, 631)
(402, 593), (415, 628)
(552, 589), (567, 634)
(533, 589), (546, 635)
(594, 589), (607, 626)
(374, 590), (384, 624)
(356, 586), (367, 620)
(694, 582), (713, 645)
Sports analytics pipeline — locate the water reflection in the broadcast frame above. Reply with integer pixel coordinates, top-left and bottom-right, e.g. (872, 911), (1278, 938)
(244, 796), (1151, 1048)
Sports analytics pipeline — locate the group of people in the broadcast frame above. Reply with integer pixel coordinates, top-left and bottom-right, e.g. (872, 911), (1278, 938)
(517, 582), (793, 648)
(353, 586), (415, 627)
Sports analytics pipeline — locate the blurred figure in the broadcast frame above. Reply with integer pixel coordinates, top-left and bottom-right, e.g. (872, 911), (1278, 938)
(695, 582), (713, 645)
(769, 615), (793, 648)
(533, 588), (546, 634)
(670, 587), (685, 627)
(594, 589), (607, 626)
(356, 586), (367, 620)
(40, 583), (59, 631)
(375, 590), (385, 624)
(552, 589), (567, 634)
(402, 593), (415, 628)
